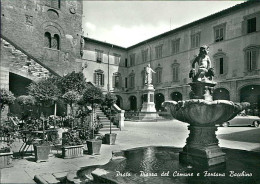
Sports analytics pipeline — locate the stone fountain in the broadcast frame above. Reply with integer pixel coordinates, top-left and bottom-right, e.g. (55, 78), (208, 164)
(163, 45), (249, 169)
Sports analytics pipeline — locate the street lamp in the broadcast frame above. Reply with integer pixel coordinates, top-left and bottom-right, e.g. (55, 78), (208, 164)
(107, 44), (113, 92)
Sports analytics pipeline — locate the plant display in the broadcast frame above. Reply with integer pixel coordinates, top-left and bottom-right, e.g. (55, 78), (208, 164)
(0, 88), (16, 111)
(104, 93), (117, 134)
(0, 88), (16, 126)
(17, 95), (36, 106)
(83, 86), (104, 139)
(57, 71), (88, 94)
(104, 93), (117, 108)
(62, 90), (80, 116)
(27, 77), (61, 105)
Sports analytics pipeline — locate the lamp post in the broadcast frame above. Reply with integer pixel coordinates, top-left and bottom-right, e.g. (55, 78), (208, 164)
(107, 45), (113, 92)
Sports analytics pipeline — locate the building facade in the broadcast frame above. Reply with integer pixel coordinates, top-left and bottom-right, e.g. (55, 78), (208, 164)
(81, 1), (260, 114)
(1, 1), (260, 116)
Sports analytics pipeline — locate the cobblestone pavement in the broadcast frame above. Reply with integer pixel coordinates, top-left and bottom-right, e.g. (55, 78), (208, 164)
(1, 120), (259, 183)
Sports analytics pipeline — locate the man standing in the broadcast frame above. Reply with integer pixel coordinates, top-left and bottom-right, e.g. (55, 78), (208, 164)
(145, 64), (156, 85)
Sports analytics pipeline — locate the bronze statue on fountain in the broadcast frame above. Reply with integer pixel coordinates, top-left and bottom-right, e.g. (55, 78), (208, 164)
(163, 45), (249, 170)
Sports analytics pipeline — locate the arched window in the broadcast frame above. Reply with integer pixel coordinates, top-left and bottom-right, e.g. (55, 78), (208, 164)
(52, 34), (60, 50)
(44, 32), (51, 48)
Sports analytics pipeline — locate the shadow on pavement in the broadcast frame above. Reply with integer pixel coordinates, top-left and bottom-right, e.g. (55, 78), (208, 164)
(218, 128), (260, 143)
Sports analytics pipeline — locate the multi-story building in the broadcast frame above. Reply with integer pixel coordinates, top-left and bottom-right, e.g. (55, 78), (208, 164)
(81, 1), (260, 114)
(1, 0), (259, 116)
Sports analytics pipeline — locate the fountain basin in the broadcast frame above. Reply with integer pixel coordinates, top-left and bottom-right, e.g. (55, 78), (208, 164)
(162, 100), (250, 126)
(66, 146), (260, 184)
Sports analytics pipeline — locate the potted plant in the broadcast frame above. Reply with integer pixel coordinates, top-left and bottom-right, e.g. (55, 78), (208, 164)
(33, 114), (51, 162)
(104, 92), (117, 145)
(0, 88), (15, 168)
(62, 90), (80, 128)
(83, 86), (104, 155)
(61, 130), (84, 159)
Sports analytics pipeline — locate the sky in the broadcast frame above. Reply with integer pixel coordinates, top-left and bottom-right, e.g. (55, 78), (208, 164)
(82, 1), (245, 48)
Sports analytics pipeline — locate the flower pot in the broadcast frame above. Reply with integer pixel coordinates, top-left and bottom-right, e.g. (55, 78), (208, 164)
(0, 151), (13, 169)
(62, 145), (84, 159)
(86, 139), (102, 155)
(34, 145), (50, 163)
(105, 133), (117, 145)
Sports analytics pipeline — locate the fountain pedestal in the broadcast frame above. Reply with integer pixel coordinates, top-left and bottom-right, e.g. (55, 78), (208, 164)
(139, 84), (159, 121)
(179, 126), (226, 169)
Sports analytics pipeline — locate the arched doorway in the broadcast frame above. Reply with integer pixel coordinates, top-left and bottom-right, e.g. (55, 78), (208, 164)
(213, 88), (230, 100)
(116, 95), (123, 108)
(171, 92), (182, 102)
(155, 93), (165, 111)
(129, 96), (137, 111)
(240, 85), (260, 116)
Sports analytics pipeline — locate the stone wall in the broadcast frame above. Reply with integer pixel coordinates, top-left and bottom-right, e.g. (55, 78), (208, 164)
(1, 0), (83, 76)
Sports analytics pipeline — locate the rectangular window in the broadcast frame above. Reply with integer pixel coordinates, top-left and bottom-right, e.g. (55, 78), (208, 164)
(115, 76), (120, 88)
(219, 58), (224, 74)
(130, 54), (135, 66)
(247, 17), (256, 33)
(215, 25), (225, 42)
(125, 59), (128, 67)
(156, 69), (162, 83)
(191, 33), (200, 48)
(171, 39), (180, 54)
(129, 75), (135, 88)
(142, 49), (148, 62)
(96, 50), (103, 63)
(95, 73), (104, 86)
(114, 54), (121, 65)
(246, 50), (257, 71)
(173, 67), (179, 81)
(125, 77), (128, 88)
(155, 45), (163, 59)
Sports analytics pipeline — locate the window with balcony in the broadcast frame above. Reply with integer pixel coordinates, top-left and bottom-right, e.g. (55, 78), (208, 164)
(95, 50), (103, 63)
(155, 45), (163, 59)
(191, 32), (200, 48)
(171, 39), (180, 54)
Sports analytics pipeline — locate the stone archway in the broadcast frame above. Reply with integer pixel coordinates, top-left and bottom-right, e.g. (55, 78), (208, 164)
(213, 88), (230, 100)
(155, 93), (165, 111)
(240, 85), (260, 116)
(129, 96), (137, 111)
(116, 95), (123, 108)
(171, 92), (183, 102)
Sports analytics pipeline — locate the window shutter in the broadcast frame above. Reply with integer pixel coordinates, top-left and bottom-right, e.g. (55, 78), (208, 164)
(241, 20), (246, 35)
(173, 67), (176, 81)
(101, 74), (104, 86)
(119, 76), (122, 88)
(246, 51), (250, 71)
(112, 75), (115, 88)
(252, 50), (257, 70)
(93, 73), (96, 84)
